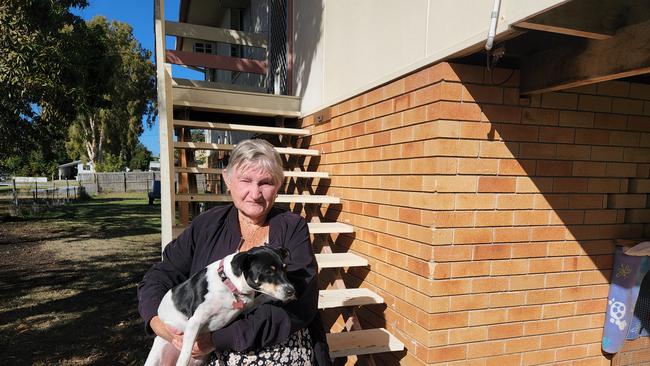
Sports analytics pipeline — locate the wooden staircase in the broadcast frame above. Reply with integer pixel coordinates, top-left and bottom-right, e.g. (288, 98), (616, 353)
(154, 1), (403, 362)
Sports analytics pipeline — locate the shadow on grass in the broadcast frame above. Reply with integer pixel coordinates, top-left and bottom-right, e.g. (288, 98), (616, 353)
(0, 196), (161, 246)
(0, 195), (162, 365)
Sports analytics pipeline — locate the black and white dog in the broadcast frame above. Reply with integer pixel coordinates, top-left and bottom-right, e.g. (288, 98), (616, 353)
(144, 246), (296, 366)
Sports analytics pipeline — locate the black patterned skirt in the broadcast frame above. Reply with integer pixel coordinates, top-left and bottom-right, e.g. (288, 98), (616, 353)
(208, 328), (314, 366)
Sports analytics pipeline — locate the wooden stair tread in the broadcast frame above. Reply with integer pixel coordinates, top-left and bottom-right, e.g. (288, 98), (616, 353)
(308, 222), (354, 234)
(174, 167), (329, 178)
(174, 142), (320, 156)
(173, 222), (348, 239)
(327, 328), (405, 358)
(315, 253), (368, 268)
(173, 120), (310, 136)
(175, 193), (340, 204)
(318, 288), (384, 309)
(172, 84), (300, 117)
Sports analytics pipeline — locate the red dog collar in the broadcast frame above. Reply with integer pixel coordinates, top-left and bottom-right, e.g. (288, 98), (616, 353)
(217, 260), (245, 309)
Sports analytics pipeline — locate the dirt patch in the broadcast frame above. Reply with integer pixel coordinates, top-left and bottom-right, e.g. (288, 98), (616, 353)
(0, 194), (161, 365)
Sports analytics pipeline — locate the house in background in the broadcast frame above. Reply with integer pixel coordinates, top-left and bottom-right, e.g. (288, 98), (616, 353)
(57, 160), (94, 180)
(154, 0), (650, 364)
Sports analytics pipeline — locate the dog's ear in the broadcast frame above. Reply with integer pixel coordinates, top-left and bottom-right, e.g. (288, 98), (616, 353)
(276, 247), (290, 262)
(230, 252), (250, 277)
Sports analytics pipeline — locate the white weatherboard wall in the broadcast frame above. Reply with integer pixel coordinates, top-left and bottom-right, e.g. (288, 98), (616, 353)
(294, 0), (568, 115)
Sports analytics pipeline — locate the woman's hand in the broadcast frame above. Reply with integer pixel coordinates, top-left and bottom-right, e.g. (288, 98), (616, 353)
(170, 330), (216, 359)
(151, 316), (215, 358)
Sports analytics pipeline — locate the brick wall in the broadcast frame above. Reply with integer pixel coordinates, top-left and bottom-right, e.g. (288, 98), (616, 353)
(299, 62), (650, 365)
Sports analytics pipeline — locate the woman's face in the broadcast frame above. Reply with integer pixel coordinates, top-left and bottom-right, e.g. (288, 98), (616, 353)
(225, 164), (280, 223)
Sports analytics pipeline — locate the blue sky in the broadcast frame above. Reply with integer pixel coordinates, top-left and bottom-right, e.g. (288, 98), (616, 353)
(74, 0), (202, 157)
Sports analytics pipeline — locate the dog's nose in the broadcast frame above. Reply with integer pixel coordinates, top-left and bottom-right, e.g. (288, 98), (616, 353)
(285, 286), (296, 299)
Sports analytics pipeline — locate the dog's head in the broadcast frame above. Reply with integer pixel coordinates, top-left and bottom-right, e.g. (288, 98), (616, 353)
(230, 246), (296, 302)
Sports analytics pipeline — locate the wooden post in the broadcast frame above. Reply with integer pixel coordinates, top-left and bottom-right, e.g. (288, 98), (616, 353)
(12, 179), (17, 207)
(124, 172), (127, 192)
(35, 180), (38, 200)
(66, 179), (69, 199)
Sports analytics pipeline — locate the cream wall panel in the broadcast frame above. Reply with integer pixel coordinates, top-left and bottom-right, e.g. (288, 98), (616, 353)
(297, 0), (567, 116)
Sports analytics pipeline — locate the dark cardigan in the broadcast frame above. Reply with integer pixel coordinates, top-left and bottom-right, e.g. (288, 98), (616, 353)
(137, 204), (331, 365)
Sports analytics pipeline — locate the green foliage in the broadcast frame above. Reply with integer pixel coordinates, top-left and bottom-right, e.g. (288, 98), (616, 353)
(65, 16), (156, 171)
(0, 0), (89, 162)
(95, 152), (125, 172)
(0, 2), (157, 176)
(129, 143), (154, 171)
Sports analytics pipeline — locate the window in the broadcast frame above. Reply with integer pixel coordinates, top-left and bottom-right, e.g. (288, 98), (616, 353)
(193, 42), (213, 54)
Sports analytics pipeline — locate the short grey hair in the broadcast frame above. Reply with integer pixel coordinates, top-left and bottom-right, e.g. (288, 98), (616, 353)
(224, 139), (284, 185)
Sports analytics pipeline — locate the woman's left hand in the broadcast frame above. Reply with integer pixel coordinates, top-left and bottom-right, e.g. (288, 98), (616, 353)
(170, 329), (216, 359)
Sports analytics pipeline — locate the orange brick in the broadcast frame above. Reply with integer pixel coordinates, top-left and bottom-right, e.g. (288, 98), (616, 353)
(431, 211), (475, 228)
(612, 97), (644, 114)
(511, 242), (547, 258)
(434, 246), (472, 262)
(541, 91), (578, 109)
(497, 123), (540, 142)
(441, 81), (462, 101)
(481, 104), (522, 124)
(579, 94), (612, 112)
(449, 326), (488, 344)
(456, 194), (496, 209)
(499, 159), (536, 176)
(467, 340), (505, 358)
(412, 83), (441, 107)
(514, 210), (549, 226)
(556, 345), (589, 361)
(463, 84), (504, 104)
(450, 294), (490, 311)
(497, 194), (534, 209)
(473, 244), (511, 260)
(519, 142), (556, 159)
(591, 146), (624, 161)
(459, 121), (494, 139)
(540, 332), (574, 349)
(475, 211), (513, 227)
(508, 305), (542, 321)
(606, 162), (639, 177)
(469, 308), (508, 326)
(494, 227), (531, 243)
(531, 226), (566, 241)
(427, 345), (467, 363)
(506, 336), (540, 353)
(489, 292), (526, 308)
(537, 160), (573, 176)
(607, 194), (647, 208)
(522, 108), (558, 125)
(488, 323), (523, 340)
(575, 129), (610, 145)
(478, 177), (516, 193)
(454, 228), (493, 244)
(510, 274), (545, 291)
(573, 161), (607, 177)
(559, 110), (594, 128)
(451, 261), (491, 278)
(471, 277), (509, 293)
(490, 258), (529, 276)
(542, 302), (576, 319)
(479, 141), (518, 159)
(458, 157), (499, 175)
(557, 144), (591, 160)
(539, 126), (575, 143)
(432, 176), (478, 193)
(523, 319), (559, 336)
(437, 100), (483, 121)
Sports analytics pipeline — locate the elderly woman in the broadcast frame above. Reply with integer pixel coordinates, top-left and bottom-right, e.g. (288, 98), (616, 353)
(138, 139), (331, 366)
